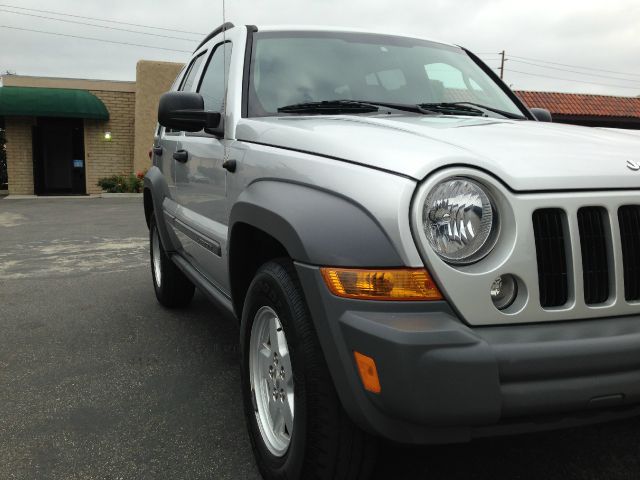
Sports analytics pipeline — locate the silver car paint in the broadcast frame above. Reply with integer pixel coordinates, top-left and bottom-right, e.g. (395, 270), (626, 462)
(159, 28), (247, 293)
(236, 115), (640, 191)
(225, 139), (423, 269)
(158, 25), (640, 326)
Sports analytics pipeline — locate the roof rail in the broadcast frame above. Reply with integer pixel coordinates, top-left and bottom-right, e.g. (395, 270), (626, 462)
(193, 22), (235, 52)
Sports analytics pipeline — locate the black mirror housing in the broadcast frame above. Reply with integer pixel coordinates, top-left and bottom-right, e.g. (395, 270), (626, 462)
(530, 107), (552, 122)
(158, 91), (222, 132)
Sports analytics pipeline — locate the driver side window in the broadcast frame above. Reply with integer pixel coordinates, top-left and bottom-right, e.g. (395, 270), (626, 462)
(166, 53), (205, 134)
(198, 42), (233, 113)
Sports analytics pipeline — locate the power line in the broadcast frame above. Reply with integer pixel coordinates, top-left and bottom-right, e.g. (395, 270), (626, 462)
(0, 8), (197, 42)
(0, 3), (205, 36)
(0, 25), (192, 54)
(508, 54), (640, 78)
(509, 58), (640, 84)
(507, 69), (640, 90)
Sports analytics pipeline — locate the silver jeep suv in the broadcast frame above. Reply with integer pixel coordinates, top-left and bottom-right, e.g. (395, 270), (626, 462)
(144, 23), (640, 480)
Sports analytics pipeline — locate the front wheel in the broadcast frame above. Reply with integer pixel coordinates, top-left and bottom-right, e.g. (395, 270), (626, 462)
(240, 259), (376, 480)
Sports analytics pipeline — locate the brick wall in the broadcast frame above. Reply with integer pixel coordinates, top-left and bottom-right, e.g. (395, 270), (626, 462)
(84, 90), (136, 194)
(134, 60), (184, 173)
(4, 116), (35, 195)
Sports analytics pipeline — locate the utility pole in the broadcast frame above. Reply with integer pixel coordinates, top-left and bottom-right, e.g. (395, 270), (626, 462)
(499, 50), (506, 79)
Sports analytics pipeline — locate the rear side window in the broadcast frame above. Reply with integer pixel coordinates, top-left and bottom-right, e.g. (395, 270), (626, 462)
(179, 52), (206, 92)
(165, 52), (206, 134)
(198, 42), (233, 112)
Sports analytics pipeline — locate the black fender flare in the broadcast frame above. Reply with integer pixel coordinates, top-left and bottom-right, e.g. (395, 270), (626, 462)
(143, 166), (178, 252)
(228, 180), (404, 267)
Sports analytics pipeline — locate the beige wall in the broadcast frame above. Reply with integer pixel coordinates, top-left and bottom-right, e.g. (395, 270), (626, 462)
(2, 64), (183, 195)
(84, 90), (136, 194)
(4, 116), (35, 195)
(133, 60), (184, 173)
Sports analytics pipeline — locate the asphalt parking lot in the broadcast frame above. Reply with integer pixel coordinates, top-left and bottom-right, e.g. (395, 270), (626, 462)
(1, 197), (639, 480)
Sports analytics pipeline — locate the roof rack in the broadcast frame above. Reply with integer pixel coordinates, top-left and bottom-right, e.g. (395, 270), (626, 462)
(193, 22), (235, 52)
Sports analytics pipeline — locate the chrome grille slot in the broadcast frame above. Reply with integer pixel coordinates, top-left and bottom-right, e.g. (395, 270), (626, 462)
(578, 207), (610, 305)
(618, 205), (640, 301)
(533, 209), (569, 308)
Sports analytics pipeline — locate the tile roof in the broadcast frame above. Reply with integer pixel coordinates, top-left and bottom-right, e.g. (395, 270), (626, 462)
(516, 91), (640, 119)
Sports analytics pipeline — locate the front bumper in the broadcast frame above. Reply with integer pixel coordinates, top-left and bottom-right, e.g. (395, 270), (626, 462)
(295, 263), (640, 445)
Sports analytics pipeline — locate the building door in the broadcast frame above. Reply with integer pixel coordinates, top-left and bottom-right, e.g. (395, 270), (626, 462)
(33, 118), (85, 195)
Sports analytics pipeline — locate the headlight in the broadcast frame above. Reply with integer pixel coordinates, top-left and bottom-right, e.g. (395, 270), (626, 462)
(423, 178), (498, 264)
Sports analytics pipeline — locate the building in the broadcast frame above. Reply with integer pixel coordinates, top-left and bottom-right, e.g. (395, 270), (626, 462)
(0, 60), (183, 196)
(516, 91), (640, 130)
(2, 71), (640, 196)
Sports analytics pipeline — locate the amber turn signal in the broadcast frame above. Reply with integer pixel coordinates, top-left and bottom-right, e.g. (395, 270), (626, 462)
(353, 351), (381, 394)
(320, 267), (442, 301)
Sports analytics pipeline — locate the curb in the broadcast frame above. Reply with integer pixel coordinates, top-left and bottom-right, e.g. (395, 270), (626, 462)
(3, 194), (143, 199)
(100, 193), (143, 198)
(4, 195), (101, 200)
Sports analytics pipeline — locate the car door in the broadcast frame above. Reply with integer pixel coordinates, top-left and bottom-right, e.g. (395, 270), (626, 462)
(156, 53), (206, 242)
(173, 41), (233, 293)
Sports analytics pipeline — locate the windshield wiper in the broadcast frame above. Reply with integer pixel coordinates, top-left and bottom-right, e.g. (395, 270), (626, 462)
(420, 102), (526, 119)
(418, 102), (486, 117)
(277, 99), (435, 115)
(278, 100), (380, 114)
(277, 99), (520, 118)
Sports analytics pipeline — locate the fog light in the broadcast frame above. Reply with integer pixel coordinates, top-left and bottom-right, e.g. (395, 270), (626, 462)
(490, 275), (517, 310)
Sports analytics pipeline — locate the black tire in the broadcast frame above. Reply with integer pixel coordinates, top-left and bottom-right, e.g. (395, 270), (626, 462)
(240, 259), (376, 480)
(149, 214), (195, 308)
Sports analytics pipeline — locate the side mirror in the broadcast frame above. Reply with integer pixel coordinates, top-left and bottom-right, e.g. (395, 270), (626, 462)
(158, 91), (222, 133)
(530, 107), (552, 122)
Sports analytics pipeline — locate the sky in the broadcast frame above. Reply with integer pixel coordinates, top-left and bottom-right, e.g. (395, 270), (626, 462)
(1, 0), (639, 97)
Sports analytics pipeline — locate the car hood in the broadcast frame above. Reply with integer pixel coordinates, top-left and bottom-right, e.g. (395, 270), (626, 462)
(236, 115), (640, 191)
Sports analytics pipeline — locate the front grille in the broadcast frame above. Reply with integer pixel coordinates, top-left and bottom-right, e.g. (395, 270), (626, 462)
(533, 209), (569, 308)
(619, 205), (640, 301)
(578, 207), (610, 305)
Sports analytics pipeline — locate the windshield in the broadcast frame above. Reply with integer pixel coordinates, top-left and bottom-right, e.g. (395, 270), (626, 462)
(248, 31), (525, 118)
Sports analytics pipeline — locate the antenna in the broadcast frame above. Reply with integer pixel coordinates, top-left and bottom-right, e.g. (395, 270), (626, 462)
(222, 0), (229, 158)
(222, 0), (227, 118)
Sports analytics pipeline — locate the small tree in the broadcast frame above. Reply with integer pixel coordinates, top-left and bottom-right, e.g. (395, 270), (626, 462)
(0, 128), (7, 189)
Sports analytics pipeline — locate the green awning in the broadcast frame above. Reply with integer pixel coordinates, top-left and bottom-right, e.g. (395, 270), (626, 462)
(0, 86), (109, 120)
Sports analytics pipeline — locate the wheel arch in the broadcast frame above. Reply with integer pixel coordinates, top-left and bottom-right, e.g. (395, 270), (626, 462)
(143, 166), (178, 252)
(228, 180), (404, 317)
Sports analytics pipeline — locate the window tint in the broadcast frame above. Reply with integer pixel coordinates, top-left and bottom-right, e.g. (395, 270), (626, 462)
(198, 42), (233, 112)
(180, 53), (206, 92)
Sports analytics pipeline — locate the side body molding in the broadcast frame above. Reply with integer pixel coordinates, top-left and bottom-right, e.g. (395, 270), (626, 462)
(228, 180), (404, 266)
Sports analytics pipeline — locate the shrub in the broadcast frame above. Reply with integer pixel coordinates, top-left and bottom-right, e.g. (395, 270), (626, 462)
(97, 173), (143, 193)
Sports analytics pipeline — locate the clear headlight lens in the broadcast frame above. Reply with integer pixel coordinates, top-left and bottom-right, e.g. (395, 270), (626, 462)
(423, 178), (498, 264)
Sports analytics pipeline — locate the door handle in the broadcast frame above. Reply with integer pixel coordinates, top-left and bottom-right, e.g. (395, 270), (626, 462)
(152, 146), (163, 156)
(173, 149), (189, 163)
(222, 159), (236, 173)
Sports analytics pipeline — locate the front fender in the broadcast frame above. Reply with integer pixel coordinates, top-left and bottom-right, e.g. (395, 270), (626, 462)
(229, 180), (404, 267)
